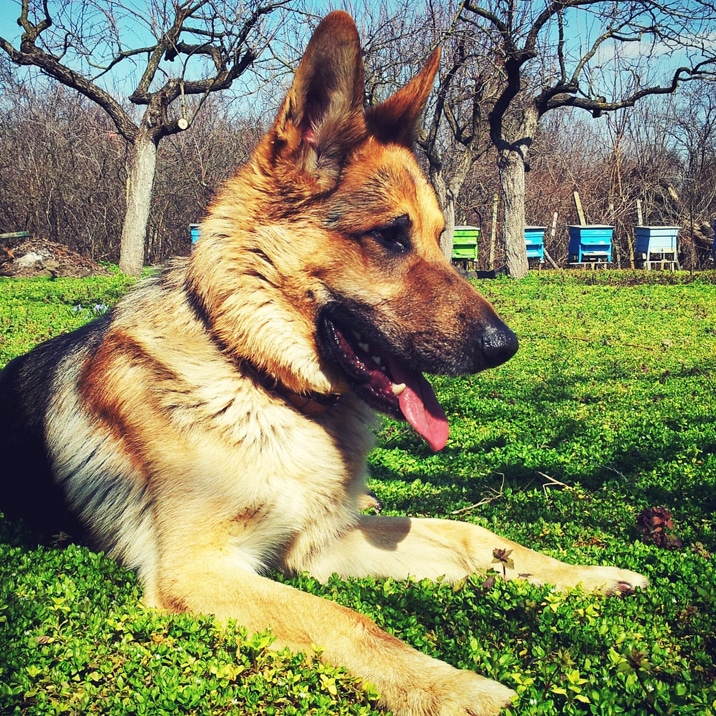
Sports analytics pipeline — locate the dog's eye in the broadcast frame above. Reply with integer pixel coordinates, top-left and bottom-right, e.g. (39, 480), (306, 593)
(369, 216), (411, 254)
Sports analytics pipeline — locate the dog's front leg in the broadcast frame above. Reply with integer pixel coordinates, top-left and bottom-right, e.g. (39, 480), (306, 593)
(147, 561), (515, 716)
(302, 515), (648, 595)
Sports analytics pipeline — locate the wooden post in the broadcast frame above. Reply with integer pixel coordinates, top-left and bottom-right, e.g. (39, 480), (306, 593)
(573, 191), (587, 224)
(489, 192), (498, 270)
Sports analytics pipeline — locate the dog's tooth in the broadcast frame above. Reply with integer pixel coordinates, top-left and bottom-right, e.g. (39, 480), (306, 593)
(358, 342), (370, 352)
(392, 383), (406, 396)
(372, 355), (382, 366)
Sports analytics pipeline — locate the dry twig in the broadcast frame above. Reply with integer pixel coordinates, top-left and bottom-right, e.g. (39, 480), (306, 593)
(451, 474), (506, 515)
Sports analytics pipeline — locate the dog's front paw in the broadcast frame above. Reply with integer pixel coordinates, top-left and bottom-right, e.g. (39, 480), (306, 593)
(432, 669), (516, 716)
(382, 667), (515, 716)
(560, 564), (649, 595)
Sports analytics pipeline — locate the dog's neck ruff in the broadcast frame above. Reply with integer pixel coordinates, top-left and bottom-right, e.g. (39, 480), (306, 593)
(183, 282), (341, 416)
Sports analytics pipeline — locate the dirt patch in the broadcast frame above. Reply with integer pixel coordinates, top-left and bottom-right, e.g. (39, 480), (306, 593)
(0, 237), (110, 278)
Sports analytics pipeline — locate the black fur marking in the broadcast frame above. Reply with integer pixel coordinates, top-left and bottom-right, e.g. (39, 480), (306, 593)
(0, 317), (110, 542)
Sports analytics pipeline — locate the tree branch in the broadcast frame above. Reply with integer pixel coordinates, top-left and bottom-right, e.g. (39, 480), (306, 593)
(544, 57), (716, 114)
(130, 1), (205, 103)
(462, 0), (716, 148)
(0, 1), (138, 142)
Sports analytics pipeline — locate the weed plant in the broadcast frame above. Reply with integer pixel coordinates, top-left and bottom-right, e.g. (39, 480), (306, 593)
(1, 271), (715, 715)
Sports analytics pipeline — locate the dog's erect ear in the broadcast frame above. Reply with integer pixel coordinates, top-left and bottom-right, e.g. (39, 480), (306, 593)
(367, 48), (441, 147)
(271, 11), (367, 184)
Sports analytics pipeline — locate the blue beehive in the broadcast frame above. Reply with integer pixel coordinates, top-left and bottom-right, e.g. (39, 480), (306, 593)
(568, 225), (612, 264)
(635, 226), (680, 269)
(635, 226), (679, 256)
(190, 224), (201, 244)
(524, 226), (545, 263)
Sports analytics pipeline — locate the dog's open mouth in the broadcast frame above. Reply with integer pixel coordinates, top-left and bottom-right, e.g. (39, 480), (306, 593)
(320, 317), (449, 451)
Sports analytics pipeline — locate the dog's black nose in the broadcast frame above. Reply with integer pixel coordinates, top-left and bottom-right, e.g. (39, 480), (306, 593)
(480, 320), (518, 369)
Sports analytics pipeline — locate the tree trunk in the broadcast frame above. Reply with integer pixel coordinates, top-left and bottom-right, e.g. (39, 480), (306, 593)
(430, 168), (455, 260)
(119, 130), (158, 276)
(441, 191), (457, 261)
(498, 147), (529, 278)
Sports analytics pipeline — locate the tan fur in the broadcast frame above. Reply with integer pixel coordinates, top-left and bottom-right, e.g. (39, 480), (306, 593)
(2, 12), (649, 716)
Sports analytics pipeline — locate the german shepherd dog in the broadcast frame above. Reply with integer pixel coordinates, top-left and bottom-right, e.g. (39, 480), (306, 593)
(0, 12), (647, 715)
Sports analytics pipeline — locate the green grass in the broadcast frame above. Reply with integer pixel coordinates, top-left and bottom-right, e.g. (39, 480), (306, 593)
(2, 271), (716, 715)
(0, 273), (135, 363)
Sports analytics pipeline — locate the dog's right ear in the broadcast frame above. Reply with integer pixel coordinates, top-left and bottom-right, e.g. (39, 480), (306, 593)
(366, 48), (440, 147)
(269, 11), (367, 189)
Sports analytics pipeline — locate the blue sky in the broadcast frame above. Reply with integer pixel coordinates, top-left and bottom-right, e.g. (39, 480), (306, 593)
(0, 1), (282, 104)
(1, 1), (713, 102)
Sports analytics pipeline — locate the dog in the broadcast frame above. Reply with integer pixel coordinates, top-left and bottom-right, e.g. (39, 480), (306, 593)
(0, 12), (648, 715)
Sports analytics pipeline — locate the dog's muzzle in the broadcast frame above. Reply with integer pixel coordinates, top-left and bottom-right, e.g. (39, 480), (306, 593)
(317, 308), (518, 453)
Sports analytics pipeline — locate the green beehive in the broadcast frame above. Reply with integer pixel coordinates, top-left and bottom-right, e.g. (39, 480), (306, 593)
(452, 226), (479, 262)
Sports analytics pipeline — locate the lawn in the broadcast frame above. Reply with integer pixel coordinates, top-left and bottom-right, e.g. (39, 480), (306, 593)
(1, 270), (715, 715)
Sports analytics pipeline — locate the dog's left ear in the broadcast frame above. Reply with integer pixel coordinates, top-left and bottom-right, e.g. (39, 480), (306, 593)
(270, 11), (367, 187)
(367, 48), (441, 147)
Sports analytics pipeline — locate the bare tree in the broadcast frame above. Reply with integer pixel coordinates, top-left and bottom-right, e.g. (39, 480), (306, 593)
(0, 81), (128, 260)
(0, 78), (262, 264)
(420, 16), (498, 259)
(0, 0), (292, 275)
(664, 81), (716, 264)
(461, 0), (716, 277)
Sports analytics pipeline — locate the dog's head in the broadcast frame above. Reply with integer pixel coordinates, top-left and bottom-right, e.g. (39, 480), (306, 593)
(189, 11), (517, 451)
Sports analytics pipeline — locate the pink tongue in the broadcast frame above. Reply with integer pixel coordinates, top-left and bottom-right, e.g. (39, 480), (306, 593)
(387, 358), (449, 452)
